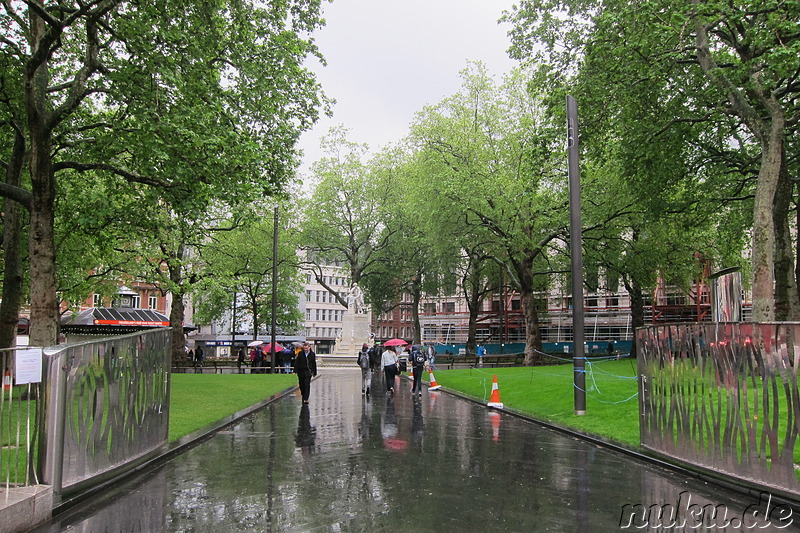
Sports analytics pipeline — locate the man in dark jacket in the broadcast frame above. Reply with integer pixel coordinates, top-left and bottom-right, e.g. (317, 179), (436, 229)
(294, 342), (318, 403)
(410, 345), (426, 396)
(369, 343), (382, 372)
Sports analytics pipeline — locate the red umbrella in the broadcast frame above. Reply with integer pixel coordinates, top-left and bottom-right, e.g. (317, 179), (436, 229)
(261, 343), (284, 353)
(384, 338), (408, 347)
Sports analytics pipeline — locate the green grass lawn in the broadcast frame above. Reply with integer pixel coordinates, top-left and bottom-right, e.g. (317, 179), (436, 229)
(424, 359), (641, 446)
(168, 373), (297, 441)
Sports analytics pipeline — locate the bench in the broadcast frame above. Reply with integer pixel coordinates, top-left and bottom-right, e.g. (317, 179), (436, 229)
(475, 354), (525, 368)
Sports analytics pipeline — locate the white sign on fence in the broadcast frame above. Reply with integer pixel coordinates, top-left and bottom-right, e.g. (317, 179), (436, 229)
(15, 347), (43, 385)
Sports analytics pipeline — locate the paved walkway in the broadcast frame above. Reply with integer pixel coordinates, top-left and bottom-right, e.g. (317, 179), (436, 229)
(28, 369), (796, 532)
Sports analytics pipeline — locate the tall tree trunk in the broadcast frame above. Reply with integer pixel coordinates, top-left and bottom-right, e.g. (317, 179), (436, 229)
(773, 153), (799, 320)
(0, 129), (27, 349)
(26, 12), (59, 347)
(750, 128), (783, 322)
(795, 196), (800, 307)
(409, 275), (422, 344)
(27, 125), (59, 347)
(624, 276), (645, 358)
(521, 286), (544, 366)
(168, 250), (187, 365)
(466, 300), (478, 357)
(694, 16), (786, 323)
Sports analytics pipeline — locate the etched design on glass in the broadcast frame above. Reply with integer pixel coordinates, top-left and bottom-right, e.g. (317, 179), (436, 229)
(638, 323), (800, 494)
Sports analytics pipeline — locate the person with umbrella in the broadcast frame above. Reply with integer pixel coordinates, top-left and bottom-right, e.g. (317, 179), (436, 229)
(279, 346), (294, 374)
(294, 342), (317, 403)
(381, 343), (401, 394)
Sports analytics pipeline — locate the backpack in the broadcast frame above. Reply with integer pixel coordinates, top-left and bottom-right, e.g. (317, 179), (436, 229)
(357, 350), (370, 369)
(412, 350), (426, 365)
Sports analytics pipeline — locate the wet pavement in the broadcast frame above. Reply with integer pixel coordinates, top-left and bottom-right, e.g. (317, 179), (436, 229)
(31, 369), (800, 532)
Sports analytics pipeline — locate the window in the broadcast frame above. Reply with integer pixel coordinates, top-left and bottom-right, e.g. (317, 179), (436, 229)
(442, 302), (455, 313)
(511, 299), (522, 311)
(93, 294), (101, 307)
(306, 290), (312, 302)
(148, 295), (158, 309)
(115, 294), (140, 308)
(667, 293), (685, 306)
(424, 303), (436, 314)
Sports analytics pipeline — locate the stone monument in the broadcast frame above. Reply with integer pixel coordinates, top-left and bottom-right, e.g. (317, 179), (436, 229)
(332, 284), (371, 358)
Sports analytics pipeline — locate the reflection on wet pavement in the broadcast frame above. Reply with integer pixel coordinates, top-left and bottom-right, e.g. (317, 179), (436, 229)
(31, 369), (800, 532)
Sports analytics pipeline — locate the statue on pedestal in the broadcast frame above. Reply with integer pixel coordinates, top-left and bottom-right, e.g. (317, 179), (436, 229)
(346, 284), (365, 314)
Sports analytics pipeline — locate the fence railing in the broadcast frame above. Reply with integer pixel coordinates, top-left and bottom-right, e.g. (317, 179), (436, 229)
(40, 328), (171, 501)
(638, 322), (800, 496)
(1, 347), (40, 492)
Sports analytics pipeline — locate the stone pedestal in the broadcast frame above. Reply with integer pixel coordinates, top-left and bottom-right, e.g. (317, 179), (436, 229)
(333, 313), (371, 357)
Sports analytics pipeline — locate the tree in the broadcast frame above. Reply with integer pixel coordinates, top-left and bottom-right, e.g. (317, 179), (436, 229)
(505, 0), (800, 321)
(301, 127), (402, 306)
(410, 63), (567, 365)
(0, 0), (327, 346)
(193, 213), (304, 340)
(403, 149), (500, 354)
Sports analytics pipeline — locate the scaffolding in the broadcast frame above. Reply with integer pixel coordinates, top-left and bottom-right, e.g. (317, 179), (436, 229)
(419, 282), (719, 346)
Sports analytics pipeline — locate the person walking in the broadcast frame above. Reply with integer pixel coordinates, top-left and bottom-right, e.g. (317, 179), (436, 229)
(357, 343), (371, 395)
(369, 342), (382, 373)
(294, 342), (317, 403)
(280, 347), (293, 374)
(237, 348), (245, 374)
(410, 345), (426, 396)
(194, 346), (204, 373)
(381, 345), (399, 394)
(426, 344), (437, 371)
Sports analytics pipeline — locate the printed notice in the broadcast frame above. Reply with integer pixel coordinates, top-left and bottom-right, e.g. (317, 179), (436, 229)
(15, 348), (43, 385)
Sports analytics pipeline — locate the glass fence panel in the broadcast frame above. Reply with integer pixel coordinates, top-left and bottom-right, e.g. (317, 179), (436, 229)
(638, 322), (800, 495)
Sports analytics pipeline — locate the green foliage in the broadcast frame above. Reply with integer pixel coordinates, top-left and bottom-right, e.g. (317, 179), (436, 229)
(504, 0), (800, 319)
(192, 212), (304, 336)
(0, 0), (329, 344)
(301, 127), (404, 304)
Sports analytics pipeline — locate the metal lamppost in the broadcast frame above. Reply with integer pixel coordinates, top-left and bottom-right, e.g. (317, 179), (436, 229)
(567, 95), (586, 416)
(270, 206), (278, 374)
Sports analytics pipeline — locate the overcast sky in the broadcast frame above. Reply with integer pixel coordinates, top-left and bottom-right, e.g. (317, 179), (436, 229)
(296, 0), (520, 179)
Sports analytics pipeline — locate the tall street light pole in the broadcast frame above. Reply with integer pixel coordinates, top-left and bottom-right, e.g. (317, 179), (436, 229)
(270, 206), (279, 374)
(567, 95), (586, 416)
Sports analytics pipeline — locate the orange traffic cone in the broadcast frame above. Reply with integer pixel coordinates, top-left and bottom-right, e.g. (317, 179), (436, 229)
(487, 375), (503, 409)
(428, 370), (441, 391)
(3, 369), (12, 392)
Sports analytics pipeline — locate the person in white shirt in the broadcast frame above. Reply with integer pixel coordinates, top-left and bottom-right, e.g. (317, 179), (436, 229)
(381, 346), (399, 393)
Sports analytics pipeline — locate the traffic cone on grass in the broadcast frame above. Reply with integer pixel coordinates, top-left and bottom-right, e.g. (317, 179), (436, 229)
(3, 369), (12, 392)
(428, 371), (441, 391)
(487, 374), (504, 409)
